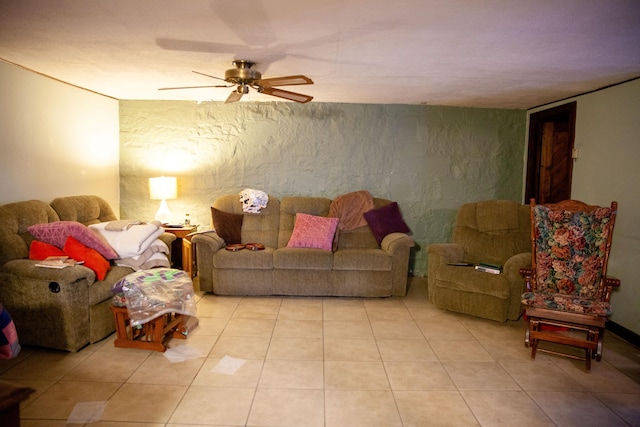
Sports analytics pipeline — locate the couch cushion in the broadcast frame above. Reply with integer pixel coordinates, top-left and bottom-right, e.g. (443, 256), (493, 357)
(273, 247), (333, 270)
(0, 200), (60, 266)
(211, 207), (243, 244)
(363, 201), (411, 245)
(212, 194), (280, 248)
(287, 213), (338, 251)
(50, 195), (117, 226)
(476, 200), (519, 233)
(453, 201), (530, 265)
(333, 248), (392, 271)
(213, 247), (275, 269)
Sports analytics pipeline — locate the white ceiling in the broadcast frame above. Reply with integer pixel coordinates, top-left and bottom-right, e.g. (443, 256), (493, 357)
(1, 0), (639, 109)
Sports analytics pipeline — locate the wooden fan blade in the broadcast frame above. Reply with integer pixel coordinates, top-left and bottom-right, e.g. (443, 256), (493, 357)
(225, 90), (243, 103)
(158, 85), (230, 91)
(192, 70), (228, 82)
(255, 75), (313, 87)
(260, 87), (313, 103)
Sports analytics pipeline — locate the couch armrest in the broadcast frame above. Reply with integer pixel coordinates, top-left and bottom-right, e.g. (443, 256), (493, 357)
(159, 232), (177, 248)
(426, 243), (464, 302)
(380, 232), (415, 253)
(0, 259), (97, 284)
(503, 252), (531, 320)
(191, 231), (225, 252)
(503, 252), (532, 283)
(191, 232), (225, 293)
(379, 233), (415, 296)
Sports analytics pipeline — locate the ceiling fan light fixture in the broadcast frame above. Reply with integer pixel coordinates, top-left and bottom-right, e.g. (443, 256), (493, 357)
(225, 60), (261, 84)
(160, 59), (313, 103)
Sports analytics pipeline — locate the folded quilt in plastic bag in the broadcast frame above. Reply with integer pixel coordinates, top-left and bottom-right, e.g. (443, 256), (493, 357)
(112, 268), (197, 326)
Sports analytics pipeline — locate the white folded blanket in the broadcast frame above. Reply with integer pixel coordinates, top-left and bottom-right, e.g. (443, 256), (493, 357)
(105, 219), (143, 231)
(89, 221), (165, 258)
(115, 240), (170, 271)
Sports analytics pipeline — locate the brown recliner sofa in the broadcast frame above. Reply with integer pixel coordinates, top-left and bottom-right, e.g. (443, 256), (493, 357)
(427, 200), (531, 322)
(193, 194), (415, 297)
(0, 195), (175, 352)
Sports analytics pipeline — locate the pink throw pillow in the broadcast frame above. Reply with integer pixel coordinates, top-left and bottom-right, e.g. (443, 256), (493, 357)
(287, 213), (339, 251)
(28, 221), (118, 260)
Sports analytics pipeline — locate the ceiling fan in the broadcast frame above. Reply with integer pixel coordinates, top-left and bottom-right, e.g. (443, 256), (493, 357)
(159, 60), (314, 103)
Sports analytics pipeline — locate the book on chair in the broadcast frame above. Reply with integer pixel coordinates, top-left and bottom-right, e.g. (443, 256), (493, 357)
(475, 263), (502, 274)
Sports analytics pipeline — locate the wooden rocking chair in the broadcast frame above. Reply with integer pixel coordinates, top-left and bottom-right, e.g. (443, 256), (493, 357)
(519, 199), (620, 371)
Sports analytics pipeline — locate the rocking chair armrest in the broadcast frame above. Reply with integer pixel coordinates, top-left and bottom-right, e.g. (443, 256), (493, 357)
(519, 267), (533, 278)
(604, 277), (620, 287)
(519, 267), (534, 292)
(603, 276), (621, 302)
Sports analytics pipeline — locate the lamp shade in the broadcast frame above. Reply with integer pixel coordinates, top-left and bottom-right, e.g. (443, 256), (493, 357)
(149, 176), (177, 200)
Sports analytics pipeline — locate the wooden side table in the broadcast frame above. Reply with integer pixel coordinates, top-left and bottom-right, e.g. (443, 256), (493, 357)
(163, 225), (197, 277)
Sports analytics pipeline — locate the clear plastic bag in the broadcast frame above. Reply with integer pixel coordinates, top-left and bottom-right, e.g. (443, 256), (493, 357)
(114, 268), (197, 326)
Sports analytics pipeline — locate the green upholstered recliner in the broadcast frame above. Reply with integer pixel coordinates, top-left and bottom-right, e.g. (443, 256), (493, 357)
(427, 200), (531, 322)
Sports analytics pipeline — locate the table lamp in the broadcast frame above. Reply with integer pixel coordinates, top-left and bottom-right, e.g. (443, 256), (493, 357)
(149, 176), (177, 223)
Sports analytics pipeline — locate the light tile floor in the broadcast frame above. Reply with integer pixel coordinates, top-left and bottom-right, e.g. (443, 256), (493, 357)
(2, 277), (639, 426)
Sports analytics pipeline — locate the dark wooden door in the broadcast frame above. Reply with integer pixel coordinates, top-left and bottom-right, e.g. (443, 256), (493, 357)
(525, 102), (576, 204)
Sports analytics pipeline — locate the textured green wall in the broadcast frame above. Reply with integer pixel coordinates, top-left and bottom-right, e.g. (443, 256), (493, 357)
(120, 101), (526, 276)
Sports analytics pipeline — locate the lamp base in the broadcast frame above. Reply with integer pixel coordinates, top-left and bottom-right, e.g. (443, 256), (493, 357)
(155, 199), (172, 224)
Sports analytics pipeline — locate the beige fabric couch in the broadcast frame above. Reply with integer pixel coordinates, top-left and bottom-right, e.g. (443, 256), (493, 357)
(427, 200), (531, 322)
(0, 195), (175, 352)
(193, 195), (415, 297)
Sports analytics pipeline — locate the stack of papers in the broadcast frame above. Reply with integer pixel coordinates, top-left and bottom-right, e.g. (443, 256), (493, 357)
(35, 256), (83, 269)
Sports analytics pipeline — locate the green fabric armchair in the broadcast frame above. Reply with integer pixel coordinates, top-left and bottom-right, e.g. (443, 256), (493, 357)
(427, 200), (531, 322)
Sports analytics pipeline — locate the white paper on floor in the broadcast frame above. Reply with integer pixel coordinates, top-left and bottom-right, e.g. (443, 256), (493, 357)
(67, 401), (107, 424)
(213, 355), (246, 375)
(163, 344), (203, 363)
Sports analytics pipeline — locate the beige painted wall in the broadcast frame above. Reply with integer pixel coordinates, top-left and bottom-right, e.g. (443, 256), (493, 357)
(0, 61), (120, 209)
(528, 78), (640, 335)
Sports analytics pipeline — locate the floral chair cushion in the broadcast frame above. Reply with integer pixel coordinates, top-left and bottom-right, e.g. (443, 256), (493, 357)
(522, 203), (614, 315)
(521, 292), (612, 316)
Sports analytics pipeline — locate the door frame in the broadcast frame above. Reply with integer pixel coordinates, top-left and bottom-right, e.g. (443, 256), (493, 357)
(524, 101), (577, 203)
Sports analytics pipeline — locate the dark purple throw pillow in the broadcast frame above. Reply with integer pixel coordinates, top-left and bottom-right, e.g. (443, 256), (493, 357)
(363, 202), (411, 245)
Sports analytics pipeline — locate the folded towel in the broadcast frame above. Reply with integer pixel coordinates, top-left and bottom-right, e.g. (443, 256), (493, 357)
(89, 221), (164, 258)
(105, 219), (143, 231)
(329, 190), (375, 231)
(115, 240), (170, 271)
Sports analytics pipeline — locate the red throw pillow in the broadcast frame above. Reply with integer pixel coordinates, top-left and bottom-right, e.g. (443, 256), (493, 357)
(29, 240), (67, 260)
(63, 236), (110, 281)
